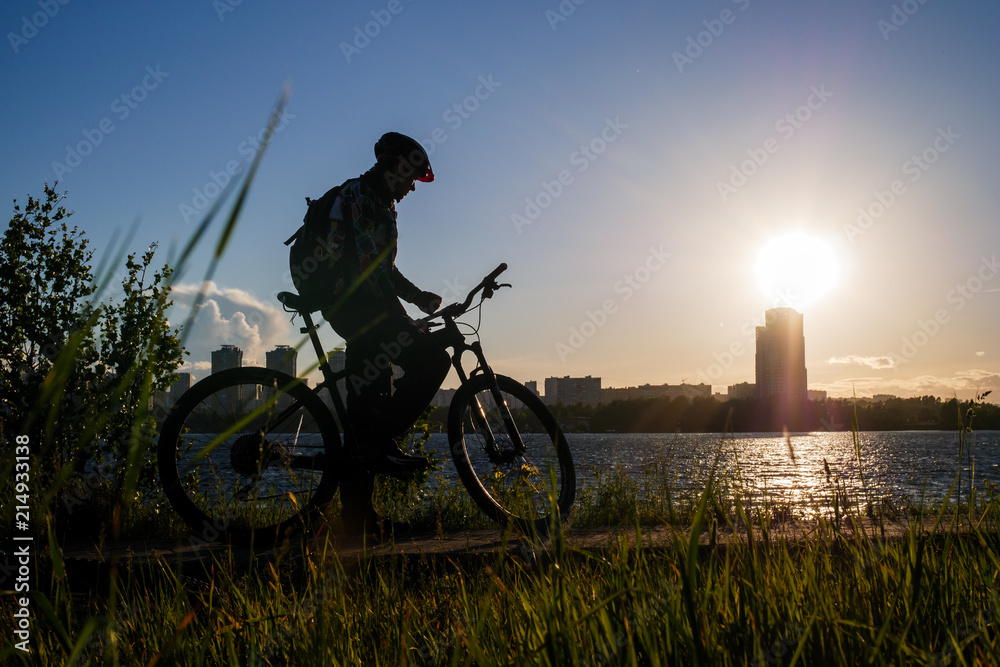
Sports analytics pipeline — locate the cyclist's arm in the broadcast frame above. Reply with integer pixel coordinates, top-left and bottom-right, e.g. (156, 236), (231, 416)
(391, 267), (421, 303)
(341, 185), (406, 314)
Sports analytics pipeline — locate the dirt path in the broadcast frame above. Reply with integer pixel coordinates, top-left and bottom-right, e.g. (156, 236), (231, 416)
(57, 513), (970, 578)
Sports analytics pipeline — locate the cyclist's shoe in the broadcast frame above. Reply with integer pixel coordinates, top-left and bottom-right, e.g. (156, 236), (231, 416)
(361, 439), (429, 477)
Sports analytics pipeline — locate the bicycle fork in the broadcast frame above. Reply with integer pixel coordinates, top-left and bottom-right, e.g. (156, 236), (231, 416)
(458, 341), (526, 460)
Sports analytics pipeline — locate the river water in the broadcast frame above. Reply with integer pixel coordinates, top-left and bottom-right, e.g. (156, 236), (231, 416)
(424, 431), (1000, 513)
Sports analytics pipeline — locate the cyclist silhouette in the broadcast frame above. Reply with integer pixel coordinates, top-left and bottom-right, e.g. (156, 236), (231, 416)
(320, 132), (450, 536)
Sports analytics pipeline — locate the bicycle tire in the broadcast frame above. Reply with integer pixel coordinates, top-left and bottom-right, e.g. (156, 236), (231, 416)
(157, 367), (340, 546)
(448, 374), (575, 534)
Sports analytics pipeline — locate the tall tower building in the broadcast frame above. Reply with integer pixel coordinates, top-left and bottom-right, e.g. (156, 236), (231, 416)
(328, 349), (347, 374)
(211, 345), (243, 374)
(266, 345), (297, 377)
(168, 372), (193, 404)
(211, 345), (243, 413)
(755, 308), (807, 426)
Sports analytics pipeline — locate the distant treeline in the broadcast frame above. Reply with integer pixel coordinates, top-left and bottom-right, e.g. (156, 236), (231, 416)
(499, 395), (1000, 433)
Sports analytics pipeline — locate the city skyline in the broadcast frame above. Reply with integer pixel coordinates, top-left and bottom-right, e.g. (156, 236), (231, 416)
(199, 335), (914, 408)
(3, 3), (998, 403)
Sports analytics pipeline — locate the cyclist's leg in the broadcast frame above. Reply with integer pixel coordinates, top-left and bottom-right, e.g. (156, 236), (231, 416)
(324, 308), (391, 532)
(324, 309), (448, 535)
(342, 334), (393, 442)
(361, 314), (450, 440)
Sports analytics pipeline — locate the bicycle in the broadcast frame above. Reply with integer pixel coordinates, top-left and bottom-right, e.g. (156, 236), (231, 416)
(157, 264), (575, 545)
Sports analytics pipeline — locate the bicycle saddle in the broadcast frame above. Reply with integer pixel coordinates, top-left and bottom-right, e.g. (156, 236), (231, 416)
(276, 291), (325, 313)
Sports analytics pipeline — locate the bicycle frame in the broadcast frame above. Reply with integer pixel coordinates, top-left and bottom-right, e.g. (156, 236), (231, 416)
(268, 262), (526, 468)
(426, 312), (527, 460)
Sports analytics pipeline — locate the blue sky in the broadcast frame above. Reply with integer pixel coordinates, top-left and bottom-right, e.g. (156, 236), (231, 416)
(3, 0), (999, 400)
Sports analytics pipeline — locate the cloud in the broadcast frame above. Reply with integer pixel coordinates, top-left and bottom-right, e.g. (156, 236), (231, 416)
(167, 282), (303, 381)
(180, 360), (212, 372)
(827, 355), (895, 370)
(811, 369), (1000, 402)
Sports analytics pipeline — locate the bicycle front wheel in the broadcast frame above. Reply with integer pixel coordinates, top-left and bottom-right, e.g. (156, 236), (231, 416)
(448, 374), (575, 534)
(158, 367), (340, 545)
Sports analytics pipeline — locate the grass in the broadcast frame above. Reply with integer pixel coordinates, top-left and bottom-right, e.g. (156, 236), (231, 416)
(7, 462), (1000, 665)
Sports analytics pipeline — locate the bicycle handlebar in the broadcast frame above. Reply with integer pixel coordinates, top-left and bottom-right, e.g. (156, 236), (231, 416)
(484, 262), (508, 284)
(421, 262), (508, 324)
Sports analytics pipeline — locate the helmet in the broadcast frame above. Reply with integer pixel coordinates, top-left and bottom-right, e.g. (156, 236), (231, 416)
(374, 132), (434, 182)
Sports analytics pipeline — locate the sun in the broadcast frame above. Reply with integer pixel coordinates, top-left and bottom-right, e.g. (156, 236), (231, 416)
(755, 232), (839, 310)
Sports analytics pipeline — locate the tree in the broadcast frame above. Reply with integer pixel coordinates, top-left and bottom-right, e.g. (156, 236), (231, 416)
(96, 244), (184, 495)
(1, 184), (184, 530)
(1, 184), (100, 474)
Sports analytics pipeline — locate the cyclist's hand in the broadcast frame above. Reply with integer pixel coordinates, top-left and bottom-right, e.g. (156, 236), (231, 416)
(414, 290), (442, 315)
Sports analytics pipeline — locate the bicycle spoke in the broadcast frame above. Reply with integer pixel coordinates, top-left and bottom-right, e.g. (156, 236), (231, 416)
(451, 375), (574, 530)
(159, 368), (338, 544)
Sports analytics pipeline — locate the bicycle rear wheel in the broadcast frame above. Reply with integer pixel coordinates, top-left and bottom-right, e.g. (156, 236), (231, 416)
(158, 367), (340, 545)
(448, 374), (575, 534)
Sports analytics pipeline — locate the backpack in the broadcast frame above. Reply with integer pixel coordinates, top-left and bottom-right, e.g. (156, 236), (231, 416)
(284, 181), (356, 310)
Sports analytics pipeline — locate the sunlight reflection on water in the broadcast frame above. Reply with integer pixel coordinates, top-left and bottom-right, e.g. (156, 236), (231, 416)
(426, 431), (1000, 515)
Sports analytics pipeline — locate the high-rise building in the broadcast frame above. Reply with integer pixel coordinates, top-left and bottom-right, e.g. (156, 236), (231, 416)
(211, 345), (243, 413)
(168, 372), (193, 404)
(266, 345), (297, 377)
(430, 386), (458, 408)
(326, 349), (348, 404)
(328, 349), (347, 374)
(544, 375), (602, 406)
(211, 345), (243, 374)
(727, 382), (756, 401)
(755, 308), (807, 424)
